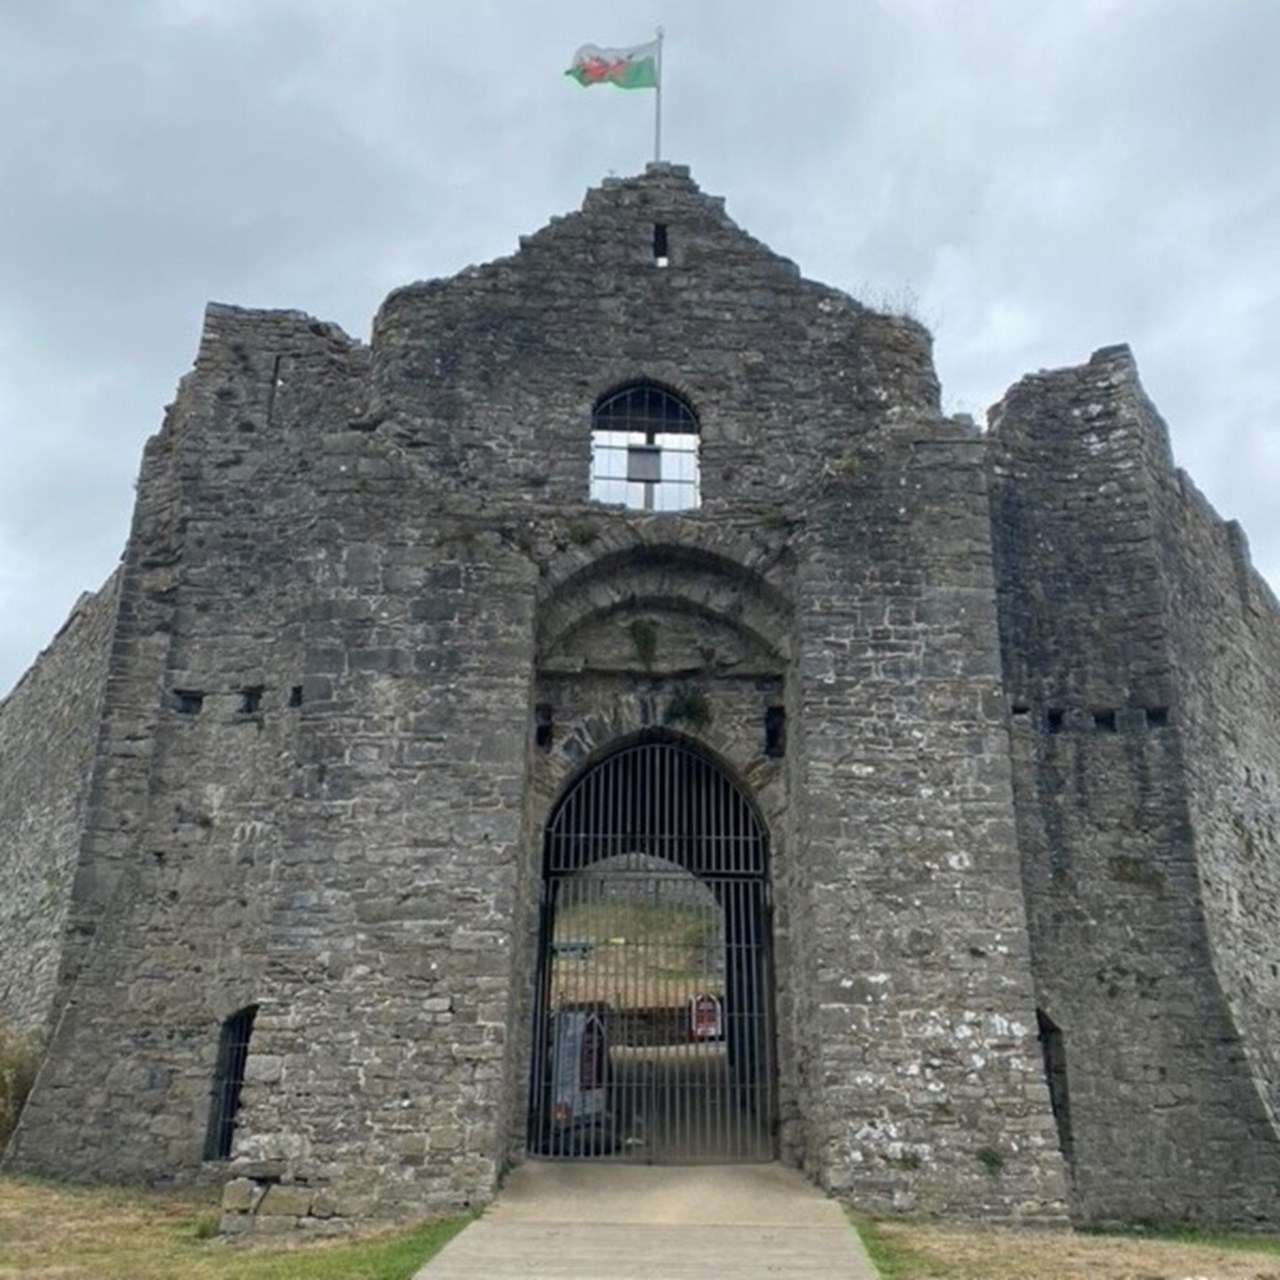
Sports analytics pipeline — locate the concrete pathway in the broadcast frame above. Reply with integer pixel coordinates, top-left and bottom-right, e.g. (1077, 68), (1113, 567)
(414, 1162), (879, 1279)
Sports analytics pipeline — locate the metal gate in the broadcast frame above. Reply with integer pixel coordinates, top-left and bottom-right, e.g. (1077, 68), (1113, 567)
(527, 738), (775, 1162)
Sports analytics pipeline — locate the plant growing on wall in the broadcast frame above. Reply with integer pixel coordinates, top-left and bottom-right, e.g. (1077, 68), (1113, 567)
(664, 683), (711, 730)
(628, 618), (658, 669)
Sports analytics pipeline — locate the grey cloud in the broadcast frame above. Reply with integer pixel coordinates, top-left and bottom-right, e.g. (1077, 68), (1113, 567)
(2, 0), (1278, 692)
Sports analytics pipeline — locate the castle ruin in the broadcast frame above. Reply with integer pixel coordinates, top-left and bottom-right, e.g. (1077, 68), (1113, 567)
(2, 165), (1278, 1232)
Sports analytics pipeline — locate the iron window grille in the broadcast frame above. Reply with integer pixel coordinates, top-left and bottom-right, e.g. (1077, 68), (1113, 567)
(204, 1004), (258, 1160)
(589, 384), (700, 512)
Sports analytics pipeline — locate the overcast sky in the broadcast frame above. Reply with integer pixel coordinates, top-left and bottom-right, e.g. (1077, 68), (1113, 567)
(3, 0), (1278, 697)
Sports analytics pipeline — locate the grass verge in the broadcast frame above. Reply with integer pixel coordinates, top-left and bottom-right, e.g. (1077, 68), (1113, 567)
(0, 1175), (471, 1279)
(850, 1214), (949, 1279)
(850, 1213), (1280, 1280)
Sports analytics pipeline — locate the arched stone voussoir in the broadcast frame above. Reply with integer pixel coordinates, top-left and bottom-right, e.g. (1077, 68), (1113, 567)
(541, 592), (784, 674)
(536, 528), (793, 664)
(539, 518), (794, 605)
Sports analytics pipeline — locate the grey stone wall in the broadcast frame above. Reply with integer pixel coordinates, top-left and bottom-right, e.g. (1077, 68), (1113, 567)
(367, 167), (939, 518)
(795, 426), (1066, 1220)
(988, 346), (1280, 1226)
(9, 298), (542, 1223)
(1151, 465), (1280, 1152)
(0, 576), (119, 1041)
(8, 305), (376, 1186)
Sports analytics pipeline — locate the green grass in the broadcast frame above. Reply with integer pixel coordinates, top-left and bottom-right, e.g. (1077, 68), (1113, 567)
(1081, 1219), (1280, 1253)
(222, 1216), (472, 1279)
(849, 1209), (1280, 1280)
(0, 1175), (472, 1279)
(555, 898), (716, 952)
(849, 1213), (947, 1279)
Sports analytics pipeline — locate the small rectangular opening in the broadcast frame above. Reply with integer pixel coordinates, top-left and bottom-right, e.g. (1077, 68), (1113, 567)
(626, 444), (662, 483)
(1145, 706), (1168, 729)
(173, 689), (204, 716)
(764, 706), (786, 758)
(1011, 704), (1031, 717)
(1092, 709), (1117, 733)
(239, 686), (264, 715)
(535, 703), (553, 751)
(1046, 709), (1065, 734)
(652, 222), (669, 267)
(288, 685), (304, 708)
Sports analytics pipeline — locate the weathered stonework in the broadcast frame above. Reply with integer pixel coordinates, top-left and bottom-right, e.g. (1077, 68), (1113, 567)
(989, 350), (1280, 1225)
(0, 576), (119, 1039)
(1, 165), (1276, 1233)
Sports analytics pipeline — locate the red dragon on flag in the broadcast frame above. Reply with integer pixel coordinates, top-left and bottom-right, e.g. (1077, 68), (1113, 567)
(566, 41), (660, 90)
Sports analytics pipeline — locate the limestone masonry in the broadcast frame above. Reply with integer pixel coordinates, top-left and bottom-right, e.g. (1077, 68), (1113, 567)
(2, 165), (1278, 1233)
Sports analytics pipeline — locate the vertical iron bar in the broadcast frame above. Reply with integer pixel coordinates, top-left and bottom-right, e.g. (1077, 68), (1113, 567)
(750, 803), (758, 1156)
(657, 743), (668, 1161)
(734, 794), (744, 1159)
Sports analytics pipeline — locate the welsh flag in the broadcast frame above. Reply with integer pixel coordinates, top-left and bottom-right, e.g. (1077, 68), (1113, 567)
(565, 40), (660, 90)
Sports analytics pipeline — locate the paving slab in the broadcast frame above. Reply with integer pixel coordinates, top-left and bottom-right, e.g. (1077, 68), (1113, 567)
(414, 1162), (879, 1279)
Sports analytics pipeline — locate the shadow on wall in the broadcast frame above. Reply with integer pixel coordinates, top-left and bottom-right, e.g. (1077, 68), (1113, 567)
(0, 1026), (37, 1148)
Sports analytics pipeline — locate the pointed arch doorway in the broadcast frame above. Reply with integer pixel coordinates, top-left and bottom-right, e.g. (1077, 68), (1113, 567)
(527, 736), (776, 1162)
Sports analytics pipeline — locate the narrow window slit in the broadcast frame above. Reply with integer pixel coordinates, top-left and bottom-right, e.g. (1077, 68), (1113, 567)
(266, 354), (284, 427)
(288, 685), (304, 708)
(764, 706), (786, 758)
(204, 1005), (258, 1161)
(1046, 709), (1064, 734)
(173, 689), (204, 716)
(239, 686), (264, 715)
(652, 222), (669, 267)
(1036, 1009), (1073, 1166)
(535, 703), (554, 751)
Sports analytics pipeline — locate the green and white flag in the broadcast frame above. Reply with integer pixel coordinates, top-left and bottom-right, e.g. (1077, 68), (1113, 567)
(565, 40), (660, 90)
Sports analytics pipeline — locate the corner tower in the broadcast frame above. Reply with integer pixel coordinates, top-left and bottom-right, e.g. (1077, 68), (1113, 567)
(989, 346), (1280, 1226)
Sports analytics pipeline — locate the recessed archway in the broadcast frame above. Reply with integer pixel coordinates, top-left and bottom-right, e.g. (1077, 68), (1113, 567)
(526, 735), (776, 1162)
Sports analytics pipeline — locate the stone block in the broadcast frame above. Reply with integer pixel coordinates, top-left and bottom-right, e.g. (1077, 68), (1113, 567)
(258, 1185), (314, 1218)
(220, 1179), (257, 1213)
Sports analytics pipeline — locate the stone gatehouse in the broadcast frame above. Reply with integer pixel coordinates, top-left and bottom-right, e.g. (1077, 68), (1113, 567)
(2, 164), (1278, 1233)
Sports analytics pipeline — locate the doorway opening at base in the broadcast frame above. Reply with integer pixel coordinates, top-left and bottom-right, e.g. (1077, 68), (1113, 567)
(527, 735), (776, 1162)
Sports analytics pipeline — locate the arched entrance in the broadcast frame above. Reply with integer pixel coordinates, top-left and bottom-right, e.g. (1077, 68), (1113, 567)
(527, 736), (775, 1161)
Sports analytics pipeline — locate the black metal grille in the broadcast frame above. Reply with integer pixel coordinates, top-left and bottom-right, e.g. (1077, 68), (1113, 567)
(590, 383), (700, 511)
(594, 384), (698, 435)
(204, 1005), (257, 1161)
(528, 740), (775, 1162)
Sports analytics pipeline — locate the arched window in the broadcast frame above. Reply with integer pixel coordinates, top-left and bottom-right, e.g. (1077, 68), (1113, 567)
(204, 1004), (257, 1160)
(589, 384), (700, 511)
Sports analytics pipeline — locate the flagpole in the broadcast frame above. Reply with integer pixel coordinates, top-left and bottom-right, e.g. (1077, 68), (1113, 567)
(654, 27), (664, 163)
